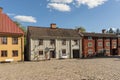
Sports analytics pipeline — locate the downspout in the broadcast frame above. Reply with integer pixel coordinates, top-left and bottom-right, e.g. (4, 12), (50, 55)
(21, 36), (24, 62)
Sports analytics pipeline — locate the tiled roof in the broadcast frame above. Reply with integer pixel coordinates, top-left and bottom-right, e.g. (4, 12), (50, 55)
(28, 26), (81, 39)
(82, 32), (118, 38)
(0, 11), (24, 35)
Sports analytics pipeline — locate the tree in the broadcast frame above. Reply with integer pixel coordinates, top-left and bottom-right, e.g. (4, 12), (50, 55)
(14, 21), (27, 45)
(14, 21), (26, 33)
(109, 28), (114, 33)
(75, 26), (86, 32)
(116, 28), (120, 35)
(107, 28), (115, 34)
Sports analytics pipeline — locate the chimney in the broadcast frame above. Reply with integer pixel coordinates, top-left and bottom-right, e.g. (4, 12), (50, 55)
(0, 7), (3, 13)
(50, 23), (56, 29)
(102, 29), (106, 33)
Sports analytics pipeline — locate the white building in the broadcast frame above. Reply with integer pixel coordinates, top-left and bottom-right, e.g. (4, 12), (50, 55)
(27, 24), (82, 61)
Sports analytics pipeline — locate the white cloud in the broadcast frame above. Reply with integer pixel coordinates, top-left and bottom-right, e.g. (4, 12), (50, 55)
(14, 15), (37, 23)
(50, 0), (73, 4)
(7, 13), (15, 16)
(47, 3), (71, 12)
(75, 0), (107, 8)
(47, 0), (108, 12)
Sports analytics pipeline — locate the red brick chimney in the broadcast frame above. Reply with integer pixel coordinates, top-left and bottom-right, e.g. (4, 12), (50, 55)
(102, 29), (106, 33)
(0, 7), (3, 14)
(50, 23), (56, 29)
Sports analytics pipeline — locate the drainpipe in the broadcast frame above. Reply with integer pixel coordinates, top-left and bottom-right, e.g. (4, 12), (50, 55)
(21, 37), (24, 62)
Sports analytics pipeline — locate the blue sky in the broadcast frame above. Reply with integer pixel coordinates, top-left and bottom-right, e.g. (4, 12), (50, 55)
(0, 0), (120, 32)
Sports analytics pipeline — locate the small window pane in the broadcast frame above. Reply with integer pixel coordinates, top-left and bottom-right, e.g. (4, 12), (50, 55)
(98, 42), (103, 47)
(12, 50), (18, 57)
(106, 49), (110, 53)
(12, 37), (18, 44)
(39, 39), (43, 45)
(88, 37), (92, 40)
(50, 39), (55, 45)
(39, 51), (43, 55)
(98, 37), (103, 40)
(106, 42), (110, 46)
(62, 40), (66, 45)
(113, 42), (116, 47)
(1, 37), (7, 44)
(1, 50), (7, 57)
(88, 49), (93, 54)
(88, 42), (92, 47)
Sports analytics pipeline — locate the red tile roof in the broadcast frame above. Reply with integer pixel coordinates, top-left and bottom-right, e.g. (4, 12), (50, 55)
(0, 11), (24, 35)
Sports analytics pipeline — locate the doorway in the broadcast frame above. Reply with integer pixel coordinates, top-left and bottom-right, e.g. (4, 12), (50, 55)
(112, 49), (118, 55)
(73, 50), (80, 58)
(50, 50), (55, 58)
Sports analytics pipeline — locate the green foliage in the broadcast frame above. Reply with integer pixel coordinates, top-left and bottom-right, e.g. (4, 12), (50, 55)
(106, 27), (120, 35)
(14, 21), (27, 46)
(75, 26), (86, 32)
(14, 21), (26, 33)
(108, 28), (114, 33)
(116, 28), (120, 35)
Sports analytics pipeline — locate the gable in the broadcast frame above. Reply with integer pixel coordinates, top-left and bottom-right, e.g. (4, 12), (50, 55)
(0, 12), (24, 35)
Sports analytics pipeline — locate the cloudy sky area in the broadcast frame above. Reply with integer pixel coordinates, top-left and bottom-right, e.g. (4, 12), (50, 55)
(0, 0), (120, 32)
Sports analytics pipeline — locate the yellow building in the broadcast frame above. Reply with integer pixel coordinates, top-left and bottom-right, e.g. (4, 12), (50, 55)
(0, 7), (24, 62)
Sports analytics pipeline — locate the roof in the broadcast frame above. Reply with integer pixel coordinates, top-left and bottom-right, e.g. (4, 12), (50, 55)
(82, 32), (118, 38)
(0, 11), (24, 35)
(28, 26), (81, 39)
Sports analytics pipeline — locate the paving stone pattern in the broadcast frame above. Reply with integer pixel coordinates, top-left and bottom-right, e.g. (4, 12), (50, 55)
(0, 58), (120, 80)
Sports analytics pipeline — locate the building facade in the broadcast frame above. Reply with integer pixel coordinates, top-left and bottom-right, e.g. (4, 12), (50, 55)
(0, 7), (24, 62)
(118, 36), (120, 55)
(82, 31), (118, 57)
(27, 24), (82, 61)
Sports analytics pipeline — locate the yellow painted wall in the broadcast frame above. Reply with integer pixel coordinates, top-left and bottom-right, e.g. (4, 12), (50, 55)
(0, 35), (24, 62)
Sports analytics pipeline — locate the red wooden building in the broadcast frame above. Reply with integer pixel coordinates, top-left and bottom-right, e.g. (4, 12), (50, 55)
(118, 36), (120, 55)
(81, 31), (118, 57)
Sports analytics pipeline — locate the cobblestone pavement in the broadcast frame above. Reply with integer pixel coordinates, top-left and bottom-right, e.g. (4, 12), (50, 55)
(0, 58), (120, 80)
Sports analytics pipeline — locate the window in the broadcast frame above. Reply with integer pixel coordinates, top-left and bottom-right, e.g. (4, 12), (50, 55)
(39, 51), (43, 55)
(74, 40), (78, 45)
(62, 39), (66, 45)
(12, 50), (18, 57)
(98, 42), (103, 47)
(1, 50), (7, 57)
(106, 42), (110, 46)
(88, 42), (92, 47)
(62, 49), (66, 56)
(12, 37), (18, 44)
(39, 39), (43, 45)
(98, 37), (103, 40)
(88, 37), (92, 40)
(98, 49), (103, 53)
(106, 49), (110, 53)
(113, 42), (117, 47)
(88, 49), (93, 54)
(105, 38), (110, 40)
(1, 37), (7, 44)
(50, 39), (55, 45)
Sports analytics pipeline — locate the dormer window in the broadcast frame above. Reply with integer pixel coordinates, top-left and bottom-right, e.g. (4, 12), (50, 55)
(98, 37), (102, 40)
(88, 37), (92, 40)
